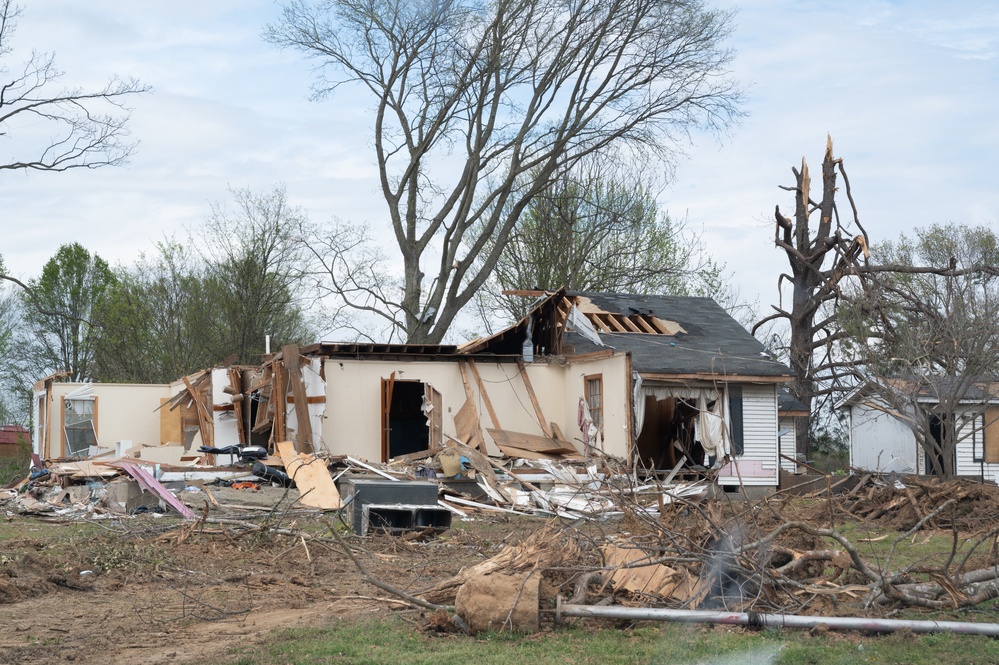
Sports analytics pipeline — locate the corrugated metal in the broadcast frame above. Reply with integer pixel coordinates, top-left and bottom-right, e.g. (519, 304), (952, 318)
(719, 384), (778, 486)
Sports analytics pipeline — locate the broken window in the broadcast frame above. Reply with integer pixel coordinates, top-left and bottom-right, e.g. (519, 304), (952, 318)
(63, 397), (97, 457)
(728, 385), (744, 456)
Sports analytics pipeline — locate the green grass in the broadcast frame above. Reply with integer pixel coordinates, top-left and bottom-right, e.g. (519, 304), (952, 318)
(220, 616), (999, 665)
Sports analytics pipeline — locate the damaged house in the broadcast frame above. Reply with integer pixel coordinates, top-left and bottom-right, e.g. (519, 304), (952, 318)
(838, 381), (999, 479)
(30, 290), (795, 489)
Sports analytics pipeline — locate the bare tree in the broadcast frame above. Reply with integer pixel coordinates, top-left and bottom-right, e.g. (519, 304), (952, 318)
(752, 137), (871, 457)
(268, 0), (741, 343)
(839, 225), (999, 478)
(0, 0), (148, 291)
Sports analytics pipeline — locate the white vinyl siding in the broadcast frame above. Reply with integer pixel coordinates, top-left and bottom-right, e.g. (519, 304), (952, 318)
(778, 416), (797, 473)
(719, 384), (778, 487)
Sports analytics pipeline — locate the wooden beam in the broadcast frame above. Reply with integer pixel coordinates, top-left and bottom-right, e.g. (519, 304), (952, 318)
(604, 314), (629, 333)
(590, 313), (612, 333)
(517, 359), (552, 437)
(634, 316), (658, 334)
(282, 344), (314, 454)
(458, 360), (475, 402)
(619, 316), (643, 333)
(501, 289), (548, 296)
(228, 367), (246, 446)
(467, 359), (501, 430)
(564, 349), (616, 365)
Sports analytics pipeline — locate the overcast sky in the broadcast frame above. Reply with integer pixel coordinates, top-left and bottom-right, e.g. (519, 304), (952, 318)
(3, 1), (998, 340)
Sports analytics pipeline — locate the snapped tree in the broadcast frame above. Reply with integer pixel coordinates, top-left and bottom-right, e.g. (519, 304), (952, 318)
(269, 0), (741, 343)
(757, 137), (999, 468)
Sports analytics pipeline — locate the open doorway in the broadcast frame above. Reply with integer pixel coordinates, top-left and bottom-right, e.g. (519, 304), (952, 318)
(635, 395), (702, 470)
(380, 375), (442, 461)
(925, 412), (954, 476)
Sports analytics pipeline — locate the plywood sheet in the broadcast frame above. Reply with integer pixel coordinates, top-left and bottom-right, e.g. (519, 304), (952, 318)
(453, 398), (485, 452)
(487, 428), (578, 455)
(160, 397), (183, 445)
(277, 440), (341, 510)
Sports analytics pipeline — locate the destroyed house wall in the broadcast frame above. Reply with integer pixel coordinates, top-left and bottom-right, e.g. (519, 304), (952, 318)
(35, 383), (170, 458)
(322, 358), (572, 460)
(717, 383), (779, 486)
(562, 352), (631, 460)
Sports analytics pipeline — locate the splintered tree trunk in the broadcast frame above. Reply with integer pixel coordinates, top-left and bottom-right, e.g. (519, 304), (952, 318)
(754, 137), (871, 461)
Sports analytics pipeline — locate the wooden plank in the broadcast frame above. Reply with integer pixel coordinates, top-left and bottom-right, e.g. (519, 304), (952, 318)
(604, 314), (629, 333)
(229, 367), (246, 446)
(986, 406), (999, 464)
(282, 344), (314, 454)
(564, 349), (616, 365)
(550, 422), (567, 442)
(487, 428), (578, 455)
(183, 375), (213, 448)
(458, 360), (475, 402)
(634, 316), (658, 334)
(517, 359), (552, 437)
(277, 440), (341, 510)
(467, 360), (501, 430)
(453, 398), (486, 452)
(590, 313), (612, 333)
(619, 316), (643, 333)
(273, 362), (286, 446)
(494, 444), (564, 461)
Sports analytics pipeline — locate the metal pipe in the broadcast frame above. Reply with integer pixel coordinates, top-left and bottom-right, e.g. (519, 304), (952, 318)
(556, 598), (999, 637)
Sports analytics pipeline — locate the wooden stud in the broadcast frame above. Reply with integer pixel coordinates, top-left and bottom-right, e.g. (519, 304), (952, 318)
(467, 360), (501, 430)
(282, 344), (314, 454)
(619, 316), (643, 333)
(517, 359), (552, 437)
(634, 316), (658, 334)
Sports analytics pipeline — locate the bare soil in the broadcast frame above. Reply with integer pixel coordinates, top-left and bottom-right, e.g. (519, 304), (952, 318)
(0, 509), (537, 665)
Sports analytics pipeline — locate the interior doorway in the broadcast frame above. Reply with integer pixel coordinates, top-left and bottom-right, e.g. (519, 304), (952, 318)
(380, 375), (442, 461)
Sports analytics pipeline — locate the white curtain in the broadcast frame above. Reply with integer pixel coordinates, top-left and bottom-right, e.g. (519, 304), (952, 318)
(632, 383), (731, 455)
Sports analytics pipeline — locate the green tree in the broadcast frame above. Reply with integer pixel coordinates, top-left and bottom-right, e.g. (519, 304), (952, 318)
(22, 243), (116, 380)
(268, 0), (741, 343)
(476, 160), (727, 327)
(198, 186), (316, 364)
(92, 241), (216, 383)
(92, 187), (317, 381)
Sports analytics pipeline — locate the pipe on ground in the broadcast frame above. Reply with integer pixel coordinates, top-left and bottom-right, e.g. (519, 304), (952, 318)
(555, 598), (999, 637)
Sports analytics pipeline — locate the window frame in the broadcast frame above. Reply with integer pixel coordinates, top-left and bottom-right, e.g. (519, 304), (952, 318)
(584, 373), (604, 435)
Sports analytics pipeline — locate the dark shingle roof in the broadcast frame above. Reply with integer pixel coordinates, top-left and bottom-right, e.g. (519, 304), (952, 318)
(566, 292), (793, 379)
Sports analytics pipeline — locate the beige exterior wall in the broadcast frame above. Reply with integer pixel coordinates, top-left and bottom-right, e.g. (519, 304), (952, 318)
(38, 383), (171, 457)
(322, 354), (631, 461)
(559, 353), (632, 459)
